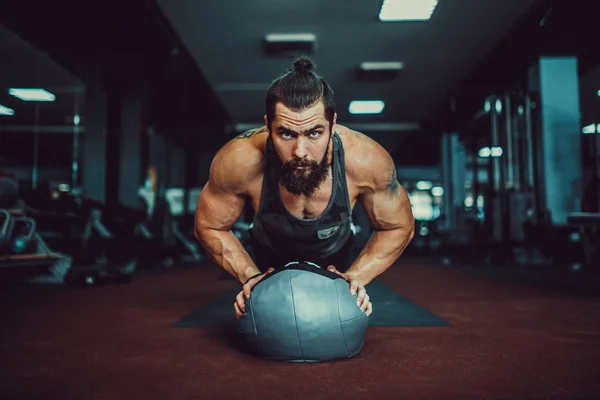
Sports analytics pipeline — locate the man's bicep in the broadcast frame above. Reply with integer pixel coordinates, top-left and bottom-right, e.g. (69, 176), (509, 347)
(195, 181), (246, 232)
(360, 184), (412, 231)
(194, 140), (255, 233)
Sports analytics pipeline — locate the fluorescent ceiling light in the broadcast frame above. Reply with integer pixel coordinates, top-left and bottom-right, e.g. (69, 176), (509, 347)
(582, 123), (596, 134)
(264, 33), (316, 43)
(0, 104), (15, 116)
(379, 0), (439, 21)
(484, 99), (491, 113)
(478, 147), (503, 158)
(495, 99), (503, 113)
(360, 62), (404, 71)
(431, 186), (444, 197)
(349, 100), (385, 115)
(416, 181), (433, 190)
(9, 88), (56, 102)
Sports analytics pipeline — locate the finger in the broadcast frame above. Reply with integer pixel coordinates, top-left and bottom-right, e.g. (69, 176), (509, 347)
(327, 265), (344, 278)
(359, 294), (370, 312)
(245, 269), (275, 300)
(257, 268), (275, 280)
(365, 301), (373, 316)
(243, 284), (252, 300)
(236, 291), (246, 312)
(356, 285), (367, 306)
(349, 280), (360, 296)
(234, 302), (243, 319)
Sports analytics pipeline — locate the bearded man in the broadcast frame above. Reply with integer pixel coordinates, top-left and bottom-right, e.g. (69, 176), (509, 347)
(194, 57), (415, 319)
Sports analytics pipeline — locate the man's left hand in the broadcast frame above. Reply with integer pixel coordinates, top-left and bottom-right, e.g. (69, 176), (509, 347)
(327, 265), (372, 316)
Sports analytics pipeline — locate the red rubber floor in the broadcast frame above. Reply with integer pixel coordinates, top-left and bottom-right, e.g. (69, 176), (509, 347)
(1, 260), (599, 399)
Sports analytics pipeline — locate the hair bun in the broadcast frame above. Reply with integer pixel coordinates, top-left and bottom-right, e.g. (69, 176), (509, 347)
(293, 58), (314, 74)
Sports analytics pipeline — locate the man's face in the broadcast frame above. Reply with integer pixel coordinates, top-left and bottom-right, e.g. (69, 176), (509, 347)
(265, 101), (337, 197)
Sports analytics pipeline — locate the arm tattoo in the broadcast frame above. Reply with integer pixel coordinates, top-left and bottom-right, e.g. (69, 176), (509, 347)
(386, 167), (400, 196)
(236, 126), (267, 139)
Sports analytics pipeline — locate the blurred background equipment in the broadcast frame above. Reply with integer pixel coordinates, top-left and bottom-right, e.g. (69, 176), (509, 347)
(1, 0), (599, 283)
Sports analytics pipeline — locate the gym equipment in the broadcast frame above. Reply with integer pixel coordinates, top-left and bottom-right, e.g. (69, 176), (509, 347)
(567, 212), (600, 269)
(0, 208), (72, 284)
(237, 261), (369, 363)
(0, 176), (19, 209)
(63, 207), (136, 286)
(1, 210), (41, 256)
(63, 259), (135, 286)
(8, 213), (37, 254)
(0, 209), (11, 253)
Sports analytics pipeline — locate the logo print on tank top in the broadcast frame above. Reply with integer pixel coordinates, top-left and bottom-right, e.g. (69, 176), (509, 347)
(317, 226), (339, 240)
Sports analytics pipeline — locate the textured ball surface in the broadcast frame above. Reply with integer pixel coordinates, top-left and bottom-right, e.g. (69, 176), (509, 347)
(237, 262), (369, 362)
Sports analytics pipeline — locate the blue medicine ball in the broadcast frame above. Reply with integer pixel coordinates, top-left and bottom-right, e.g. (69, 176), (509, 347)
(237, 261), (369, 362)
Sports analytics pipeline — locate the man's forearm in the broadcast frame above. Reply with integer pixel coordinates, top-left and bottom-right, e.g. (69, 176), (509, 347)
(195, 229), (260, 284)
(346, 227), (414, 286)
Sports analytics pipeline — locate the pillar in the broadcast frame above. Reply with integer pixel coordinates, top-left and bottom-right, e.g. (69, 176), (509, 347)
(148, 132), (173, 242)
(441, 133), (467, 230)
(117, 84), (148, 209)
(169, 142), (185, 188)
(528, 56), (583, 225)
(82, 81), (108, 203)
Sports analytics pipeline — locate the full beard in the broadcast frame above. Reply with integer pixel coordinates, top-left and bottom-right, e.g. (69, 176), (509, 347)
(272, 137), (332, 197)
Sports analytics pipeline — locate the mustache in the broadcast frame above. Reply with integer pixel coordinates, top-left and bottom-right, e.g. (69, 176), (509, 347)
(286, 158), (317, 168)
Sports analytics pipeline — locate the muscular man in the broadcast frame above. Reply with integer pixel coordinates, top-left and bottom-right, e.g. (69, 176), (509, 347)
(194, 57), (414, 319)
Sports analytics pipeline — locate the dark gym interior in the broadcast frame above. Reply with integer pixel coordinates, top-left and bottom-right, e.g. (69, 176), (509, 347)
(1, 0), (600, 398)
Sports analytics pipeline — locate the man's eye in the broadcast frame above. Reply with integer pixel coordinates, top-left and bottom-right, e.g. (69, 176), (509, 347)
(309, 131), (320, 138)
(282, 132), (293, 139)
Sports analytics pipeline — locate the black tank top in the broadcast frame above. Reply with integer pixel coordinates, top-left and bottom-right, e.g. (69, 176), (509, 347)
(250, 132), (353, 261)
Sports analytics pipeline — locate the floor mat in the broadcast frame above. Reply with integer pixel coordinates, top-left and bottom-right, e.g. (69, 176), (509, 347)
(173, 279), (450, 328)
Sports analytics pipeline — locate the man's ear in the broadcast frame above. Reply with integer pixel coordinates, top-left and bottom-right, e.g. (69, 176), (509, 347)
(331, 113), (338, 133)
(263, 115), (269, 132)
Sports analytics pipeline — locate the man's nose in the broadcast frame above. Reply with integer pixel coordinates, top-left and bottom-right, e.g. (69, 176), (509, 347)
(293, 137), (308, 159)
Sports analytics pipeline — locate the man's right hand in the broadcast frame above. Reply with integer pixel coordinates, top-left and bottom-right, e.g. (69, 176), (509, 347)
(234, 268), (275, 319)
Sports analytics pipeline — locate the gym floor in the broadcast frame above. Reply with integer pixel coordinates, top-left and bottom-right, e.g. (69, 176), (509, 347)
(1, 259), (599, 399)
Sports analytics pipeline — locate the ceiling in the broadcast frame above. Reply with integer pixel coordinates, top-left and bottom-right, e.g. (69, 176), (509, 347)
(2, 0), (600, 171)
(155, 0), (540, 132)
(0, 25), (84, 127)
(0, 25), (85, 168)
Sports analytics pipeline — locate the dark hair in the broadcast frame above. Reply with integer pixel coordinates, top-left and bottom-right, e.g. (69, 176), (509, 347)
(265, 57), (336, 130)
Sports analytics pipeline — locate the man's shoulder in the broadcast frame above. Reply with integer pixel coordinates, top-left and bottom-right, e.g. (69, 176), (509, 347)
(337, 125), (392, 170)
(336, 125), (395, 188)
(211, 127), (268, 192)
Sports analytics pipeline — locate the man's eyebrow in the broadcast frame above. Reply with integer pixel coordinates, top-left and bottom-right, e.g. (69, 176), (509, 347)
(276, 124), (325, 133)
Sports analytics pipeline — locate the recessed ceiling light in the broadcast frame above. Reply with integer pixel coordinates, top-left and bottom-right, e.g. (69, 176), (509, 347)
(478, 147), (503, 158)
(264, 33), (316, 43)
(416, 181), (433, 190)
(0, 104), (15, 116)
(263, 33), (317, 54)
(349, 100), (385, 115)
(9, 88), (56, 102)
(379, 0), (438, 21)
(359, 62), (404, 71)
(582, 123), (596, 134)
